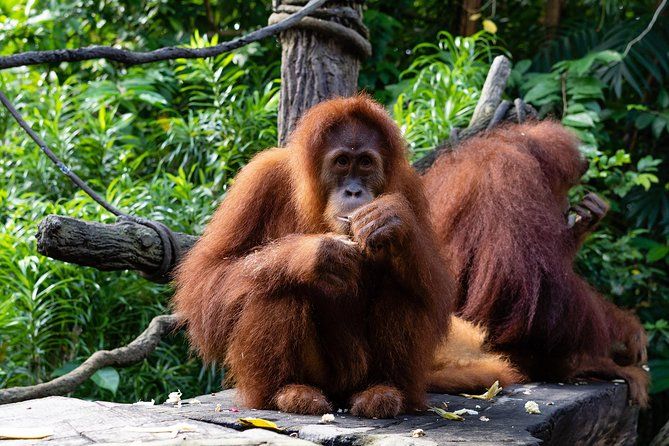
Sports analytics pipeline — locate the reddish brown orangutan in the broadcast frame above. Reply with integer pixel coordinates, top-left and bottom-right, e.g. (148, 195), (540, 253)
(422, 120), (649, 406)
(172, 95), (521, 418)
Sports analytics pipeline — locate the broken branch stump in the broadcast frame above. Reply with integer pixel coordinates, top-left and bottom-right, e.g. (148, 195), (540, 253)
(36, 215), (197, 279)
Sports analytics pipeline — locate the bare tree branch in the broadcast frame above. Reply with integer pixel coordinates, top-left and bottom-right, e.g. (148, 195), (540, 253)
(36, 215), (196, 281)
(0, 314), (180, 405)
(0, 0), (328, 70)
(467, 55), (513, 131)
(622, 0), (667, 57)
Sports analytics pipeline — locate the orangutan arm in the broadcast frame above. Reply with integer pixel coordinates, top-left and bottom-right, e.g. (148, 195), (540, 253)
(239, 233), (362, 296)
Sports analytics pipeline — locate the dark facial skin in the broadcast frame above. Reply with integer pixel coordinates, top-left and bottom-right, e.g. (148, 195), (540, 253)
(321, 119), (386, 233)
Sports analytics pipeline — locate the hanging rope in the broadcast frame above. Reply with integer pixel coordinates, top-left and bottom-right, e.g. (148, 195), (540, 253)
(268, 1), (371, 59)
(0, 90), (180, 282)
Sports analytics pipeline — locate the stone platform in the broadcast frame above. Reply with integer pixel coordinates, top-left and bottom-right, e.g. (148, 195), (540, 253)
(0, 382), (638, 445)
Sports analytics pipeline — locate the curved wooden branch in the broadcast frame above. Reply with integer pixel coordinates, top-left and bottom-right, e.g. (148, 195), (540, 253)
(0, 0), (328, 70)
(36, 215), (197, 280)
(274, 5), (369, 38)
(0, 314), (180, 405)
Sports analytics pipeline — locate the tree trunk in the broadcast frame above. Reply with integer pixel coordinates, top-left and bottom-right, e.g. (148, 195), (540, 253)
(460, 0), (482, 36)
(544, 0), (562, 40)
(274, 1), (367, 145)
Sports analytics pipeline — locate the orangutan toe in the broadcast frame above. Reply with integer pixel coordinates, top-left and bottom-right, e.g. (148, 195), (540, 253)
(350, 384), (403, 418)
(274, 384), (332, 415)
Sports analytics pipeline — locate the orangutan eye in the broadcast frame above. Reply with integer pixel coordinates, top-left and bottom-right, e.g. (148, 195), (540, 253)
(335, 155), (349, 167)
(359, 156), (372, 168)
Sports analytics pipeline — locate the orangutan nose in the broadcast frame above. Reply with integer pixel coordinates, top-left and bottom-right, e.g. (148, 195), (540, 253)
(345, 185), (363, 198)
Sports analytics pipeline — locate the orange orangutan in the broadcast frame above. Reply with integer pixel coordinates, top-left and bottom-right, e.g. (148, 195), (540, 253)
(172, 95), (521, 418)
(422, 121), (649, 405)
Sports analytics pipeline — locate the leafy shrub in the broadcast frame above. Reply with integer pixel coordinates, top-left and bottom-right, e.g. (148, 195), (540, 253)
(0, 27), (279, 401)
(389, 31), (502, 158)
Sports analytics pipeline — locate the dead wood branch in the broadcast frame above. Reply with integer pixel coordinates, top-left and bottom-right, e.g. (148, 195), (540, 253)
(36, 215), (197, 281)
(0, 0), (328, 70)
(412, 55), (516, 173)
(0, 314), (180, 405)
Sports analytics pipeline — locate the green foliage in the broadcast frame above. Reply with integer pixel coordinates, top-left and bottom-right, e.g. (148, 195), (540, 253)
(531, 15), (669, 99)
(0, 4), (278, 401)
(389, 31), (501, 157)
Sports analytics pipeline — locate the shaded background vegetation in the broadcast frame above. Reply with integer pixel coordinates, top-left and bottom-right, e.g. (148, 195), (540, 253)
(0, 0), (667, 437)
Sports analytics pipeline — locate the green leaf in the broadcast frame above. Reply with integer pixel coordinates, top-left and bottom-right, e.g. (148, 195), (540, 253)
(652, 117), (667, 139)
(631, 237), (662, 250)
(91, 367), (120, 394)
(524, 81), (560, 105)
(566, 51), (622, 76)
(635, 173), (659, 190)
(567, 56), (595, 77)
(514, 59), (532, 74)
(98, 107), (106, 131)
(635, 112), (654, 129)
(563, 112), (595, 128)
(659, 89), (669, 108)
(593, 50), (623, 64)
(566, 103), (586, 114)
(52, 361), (80, 378)
(567, 77), (605, 99)
(137, 92), (168, 107)
(650, 359), (669, 394)
(647, 245), (669, 263)
(637, 155), (662, 171)
(612, 149), (631, 166)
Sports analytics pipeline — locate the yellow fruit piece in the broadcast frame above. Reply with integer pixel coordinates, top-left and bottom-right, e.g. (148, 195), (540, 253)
(429, 406), (465, 421)
(0, 427), (53, 439)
